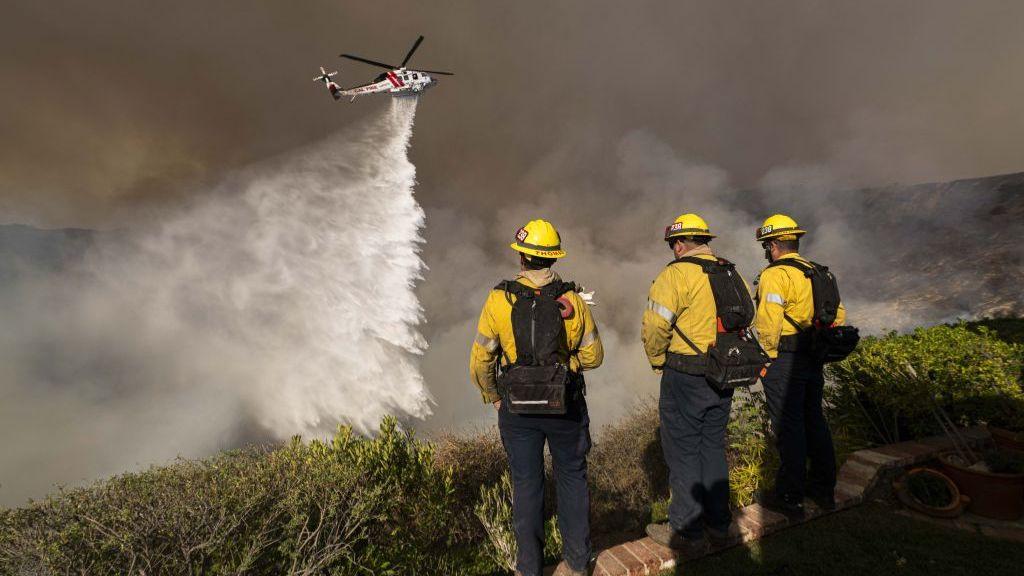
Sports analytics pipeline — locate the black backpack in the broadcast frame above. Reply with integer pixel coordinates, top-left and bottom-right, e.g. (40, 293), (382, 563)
(495, 280), (579, 414)
(669, 257), (769, 389)
(767, 258), (860, 363)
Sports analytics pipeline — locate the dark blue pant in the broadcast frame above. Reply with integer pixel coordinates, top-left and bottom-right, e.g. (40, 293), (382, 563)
(498, 399), (592, 576)
(762, 352), (836, 500)
(659, 368), (734, 539)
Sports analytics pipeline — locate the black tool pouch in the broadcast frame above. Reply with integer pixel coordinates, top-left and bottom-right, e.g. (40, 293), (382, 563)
(813, 325), (860, 363)
(704, 332), (769, 390)
(664, 352), (707, 376)
(498, 364), (570, 415)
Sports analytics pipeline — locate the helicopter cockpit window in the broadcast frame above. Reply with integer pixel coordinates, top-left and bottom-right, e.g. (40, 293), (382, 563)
(412, 73), (419, 80)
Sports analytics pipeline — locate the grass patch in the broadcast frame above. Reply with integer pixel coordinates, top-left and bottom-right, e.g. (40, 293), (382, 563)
(673, 503), (1024, 576)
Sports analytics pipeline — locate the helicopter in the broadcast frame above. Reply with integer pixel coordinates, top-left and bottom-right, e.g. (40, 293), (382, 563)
(314, 36), (453, 102)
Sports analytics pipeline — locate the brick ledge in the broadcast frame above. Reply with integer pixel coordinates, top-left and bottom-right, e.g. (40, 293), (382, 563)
(584, 426), (991, 576)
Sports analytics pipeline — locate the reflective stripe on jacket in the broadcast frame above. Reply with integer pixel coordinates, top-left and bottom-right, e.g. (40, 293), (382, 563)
(469, 270), (603, 403)
(754, 252), (847, 359)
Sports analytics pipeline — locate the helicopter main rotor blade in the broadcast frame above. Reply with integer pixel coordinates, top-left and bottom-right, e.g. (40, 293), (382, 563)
(339, 54), (398, 70)
(419, 69), (454, 76)
(400, 35), (424, 68)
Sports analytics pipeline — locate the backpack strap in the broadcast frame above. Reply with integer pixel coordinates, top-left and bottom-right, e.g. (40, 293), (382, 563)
(664, 257), (721, 354)
(540, 280), (577, 299)
(671, 324), (703, 355)
(766, 258), (819, 331)
(495, 280), (576, 300)
(670, 255), (720, 270)
(782, 312), (803, 332)
(495, 280), (536, 308)
(767, 258), (814, 275)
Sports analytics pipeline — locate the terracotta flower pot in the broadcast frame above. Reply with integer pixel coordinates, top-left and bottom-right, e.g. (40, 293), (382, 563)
(988, 424), (1024, 454)
(937, 451), (1024, 521)
(892, 468), (969, 518)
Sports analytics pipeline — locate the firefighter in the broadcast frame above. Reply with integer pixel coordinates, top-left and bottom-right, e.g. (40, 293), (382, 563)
(469, 219), (603, 576)
(754, 214), (847, 519)
(642, 213), (748, 555)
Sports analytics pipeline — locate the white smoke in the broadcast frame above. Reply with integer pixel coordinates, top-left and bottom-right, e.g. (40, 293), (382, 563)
(0, 98), (431, 505)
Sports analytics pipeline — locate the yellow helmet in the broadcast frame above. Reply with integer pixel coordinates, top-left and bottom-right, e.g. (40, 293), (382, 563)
(664, 213), (716, 241)
(510, 219), (567, 259)
(756, 214), (806, 242)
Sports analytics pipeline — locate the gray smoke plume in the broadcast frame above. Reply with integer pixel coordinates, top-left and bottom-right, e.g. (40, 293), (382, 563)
(0, 99), (429, 505)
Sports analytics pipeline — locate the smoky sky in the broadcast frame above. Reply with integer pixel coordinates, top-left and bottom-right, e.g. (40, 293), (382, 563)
(3, 1), (1024, 227)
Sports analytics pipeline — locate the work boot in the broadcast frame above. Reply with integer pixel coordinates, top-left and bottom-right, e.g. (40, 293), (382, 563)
(551, 561), (590, 576)
(704, 524), (735, 548)
(645, 523), (710, 558)
(760, 492), (806, 521)
(807, 492), (837, 512)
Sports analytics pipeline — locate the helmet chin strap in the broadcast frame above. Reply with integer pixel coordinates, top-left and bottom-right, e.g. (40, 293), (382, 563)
(762, 241), (773, 262)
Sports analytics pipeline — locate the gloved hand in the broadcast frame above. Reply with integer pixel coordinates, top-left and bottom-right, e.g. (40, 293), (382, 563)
(578, 286), (597, 306)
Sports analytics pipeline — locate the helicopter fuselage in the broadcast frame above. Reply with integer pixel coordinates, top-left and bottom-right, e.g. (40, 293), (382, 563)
(341, 69), (436, 98)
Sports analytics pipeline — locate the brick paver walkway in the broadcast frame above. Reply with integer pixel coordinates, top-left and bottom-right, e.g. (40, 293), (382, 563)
(583, 426), (993, 576)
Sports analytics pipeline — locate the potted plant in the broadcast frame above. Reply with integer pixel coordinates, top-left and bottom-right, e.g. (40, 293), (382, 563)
(938, 449), (1024, 521)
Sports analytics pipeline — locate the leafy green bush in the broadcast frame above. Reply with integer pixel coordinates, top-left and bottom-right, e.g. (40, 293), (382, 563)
(827, 323), (1024, 444)
(727, 390), (775, 507)
(965, 317), (1024, 346)
(0, 417), (461, 576)
(474, 472), (561, 572)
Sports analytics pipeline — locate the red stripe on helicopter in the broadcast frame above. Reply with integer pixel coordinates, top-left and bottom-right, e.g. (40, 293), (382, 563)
(386, 72), (403, 88)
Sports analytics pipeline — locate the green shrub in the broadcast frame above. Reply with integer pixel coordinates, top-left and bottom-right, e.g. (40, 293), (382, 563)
(0, 417), (463, 576)
(964, 317), (1024, 346)
(727, 390), (775, 507)
(474, 472), (561, 573)
(827, 323), (1024, 444)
